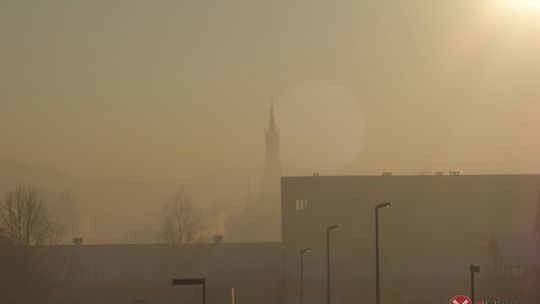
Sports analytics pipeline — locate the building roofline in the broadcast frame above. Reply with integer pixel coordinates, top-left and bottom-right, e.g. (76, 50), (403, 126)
(282, 173), (540, 179)
(50, 242), (283, 248)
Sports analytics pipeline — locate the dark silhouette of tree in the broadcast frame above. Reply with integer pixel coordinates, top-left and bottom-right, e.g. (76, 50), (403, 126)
(161, 191), (205, 244)
(0, 184), (62, 246)
(0, 183), (79, 304)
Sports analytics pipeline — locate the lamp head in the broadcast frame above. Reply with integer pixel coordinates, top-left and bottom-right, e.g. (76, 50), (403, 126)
(327, 225), (339, 231)
(376, 202), (391, 209)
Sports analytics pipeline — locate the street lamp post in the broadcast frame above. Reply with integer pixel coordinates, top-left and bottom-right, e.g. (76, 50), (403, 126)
(375, 202), (391, 304)
(470, 264), (480, 304)
(300, 248), (311, 304)
(326, 225), (338, 304)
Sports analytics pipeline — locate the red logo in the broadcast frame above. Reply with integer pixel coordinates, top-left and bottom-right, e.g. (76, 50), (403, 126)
(450, 295), (473, 304)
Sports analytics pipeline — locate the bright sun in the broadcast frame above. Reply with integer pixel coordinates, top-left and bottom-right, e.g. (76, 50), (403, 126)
(492, 0), (540, 23)
(501, 0), (540, 10)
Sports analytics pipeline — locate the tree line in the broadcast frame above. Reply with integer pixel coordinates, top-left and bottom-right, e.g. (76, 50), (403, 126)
(0, 183), (78, 303)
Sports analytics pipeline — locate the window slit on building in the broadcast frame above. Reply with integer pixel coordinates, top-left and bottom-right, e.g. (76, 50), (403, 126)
(296, 199), (308, 213)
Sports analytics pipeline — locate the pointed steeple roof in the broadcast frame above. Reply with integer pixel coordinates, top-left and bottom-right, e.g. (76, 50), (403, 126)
(267, 100), (278, 134)
(262, 99), (281, 196)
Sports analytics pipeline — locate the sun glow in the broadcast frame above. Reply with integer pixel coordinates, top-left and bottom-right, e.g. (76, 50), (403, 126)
(491, 0), (540, 29)
(498, 0), (540, 12)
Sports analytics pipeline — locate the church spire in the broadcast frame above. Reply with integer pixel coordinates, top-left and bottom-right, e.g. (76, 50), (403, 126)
(262, 100), (281, 196)
(267, 99), (278, 135)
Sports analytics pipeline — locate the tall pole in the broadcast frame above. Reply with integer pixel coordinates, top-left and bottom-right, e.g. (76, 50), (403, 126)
(301, 252), (304, 304)
(202, 279), (206, 304)
(375, 207), (380, 304)
(327, 229), (330, 304)
(470, 264), (480, 304)
(326, 225), (338, 304)
(470, 269), (474, 304)
(375, 202), (391, 304)
(300, 248), (311, 304)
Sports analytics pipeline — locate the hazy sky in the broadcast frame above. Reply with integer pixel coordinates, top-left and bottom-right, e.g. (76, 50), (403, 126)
(2, 0), (540, 182)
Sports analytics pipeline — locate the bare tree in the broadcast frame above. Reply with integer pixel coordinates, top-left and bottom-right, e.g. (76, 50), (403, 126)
(0, 183), (78, 304)
(0, 183), (62, 246)
(161, 191), (205, 244)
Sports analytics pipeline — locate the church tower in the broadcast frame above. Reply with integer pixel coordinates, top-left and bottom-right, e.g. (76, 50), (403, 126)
(262, 103), (281, 196)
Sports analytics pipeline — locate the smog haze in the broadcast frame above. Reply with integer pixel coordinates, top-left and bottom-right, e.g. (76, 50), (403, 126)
(1, 0), (540, 244)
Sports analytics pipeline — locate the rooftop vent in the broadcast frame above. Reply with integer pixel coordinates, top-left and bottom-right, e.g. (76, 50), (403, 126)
(73, 237), (83, 246)
(213, 235), (224, 244)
